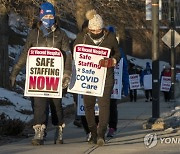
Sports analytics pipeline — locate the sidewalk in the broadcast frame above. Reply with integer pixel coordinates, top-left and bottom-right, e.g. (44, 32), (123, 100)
(1, 98), (180, 154)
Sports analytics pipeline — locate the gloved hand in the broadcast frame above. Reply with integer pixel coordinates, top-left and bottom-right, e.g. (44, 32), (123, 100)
(99, 58), (117, 68)
(62, 74), (71, 89)
(9, 75), (16, 87)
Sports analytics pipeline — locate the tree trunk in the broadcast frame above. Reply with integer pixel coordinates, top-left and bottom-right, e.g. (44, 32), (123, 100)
(0, 4), (9, 88)
(74, 0), (93, 31)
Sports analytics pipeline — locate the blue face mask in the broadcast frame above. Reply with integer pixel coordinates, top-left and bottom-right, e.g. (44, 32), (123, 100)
(42, 19), (55, 29)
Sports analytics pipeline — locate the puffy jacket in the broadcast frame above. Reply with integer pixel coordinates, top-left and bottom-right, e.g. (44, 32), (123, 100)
(73, 29), (121, 85)
(11, 22), (72, 78)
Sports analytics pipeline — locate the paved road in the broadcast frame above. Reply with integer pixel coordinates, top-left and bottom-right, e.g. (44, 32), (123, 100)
(1, 98), (180, 154)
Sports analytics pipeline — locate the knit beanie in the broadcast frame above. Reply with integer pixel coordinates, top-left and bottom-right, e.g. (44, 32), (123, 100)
(146, 62), (151, 69)
(40, 2), (55, 19)
(86, 10), (104, 30)
(165, 64), (171, 69)
(107, 26), (115, 33)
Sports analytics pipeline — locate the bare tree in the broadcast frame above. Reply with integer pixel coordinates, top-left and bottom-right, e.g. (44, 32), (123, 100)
(74, 0), (93, 31)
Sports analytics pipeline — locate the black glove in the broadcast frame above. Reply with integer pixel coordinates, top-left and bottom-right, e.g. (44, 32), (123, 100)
(62, 74), (70, 89)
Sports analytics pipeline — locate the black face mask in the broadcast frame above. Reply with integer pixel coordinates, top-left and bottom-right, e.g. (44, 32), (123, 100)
(89, 31), (104, 40)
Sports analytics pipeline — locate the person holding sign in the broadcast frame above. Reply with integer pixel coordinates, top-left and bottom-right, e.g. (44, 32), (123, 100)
(140, 62), (152, 102)
(9, 2), (72, 145)
(160, 64), (171, 102)
(72, 10), (120, 146)
(128, 62), (141, 102)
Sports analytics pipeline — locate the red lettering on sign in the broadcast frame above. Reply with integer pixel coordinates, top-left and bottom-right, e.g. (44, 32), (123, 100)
(37, 76), (45, 90)
(29, 76), (37, 89)
(29, 76), (59, 91)
(46, 77), (59, 90)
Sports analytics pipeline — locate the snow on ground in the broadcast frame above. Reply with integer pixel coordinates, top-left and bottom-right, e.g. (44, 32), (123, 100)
(0, 88), (73, 123)
(8, 12), (28, 36)
(0, 88), (32, 122)
(8, 45), (23, 56)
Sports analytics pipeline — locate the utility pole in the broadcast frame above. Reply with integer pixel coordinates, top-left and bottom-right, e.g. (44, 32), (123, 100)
(152, 0), (160, 119)
(170, 0), (176, 101)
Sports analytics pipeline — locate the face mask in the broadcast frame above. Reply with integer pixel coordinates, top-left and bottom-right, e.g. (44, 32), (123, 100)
(40, 25), (49, 37)
(42, 19), (55, 29)
(90, 31), (104, 40)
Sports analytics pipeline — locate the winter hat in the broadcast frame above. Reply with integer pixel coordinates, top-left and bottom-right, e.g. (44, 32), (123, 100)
(107, 26), (115, 33)
(165, 64), (171, 69)
(146, 62), (151, 69)
(86, 10), (104, 30)
(40, 2), (55, 19)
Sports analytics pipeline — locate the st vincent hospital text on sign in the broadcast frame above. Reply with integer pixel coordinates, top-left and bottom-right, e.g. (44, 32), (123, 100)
(68, 44), (110, 97)
(24, 47), (64, 98)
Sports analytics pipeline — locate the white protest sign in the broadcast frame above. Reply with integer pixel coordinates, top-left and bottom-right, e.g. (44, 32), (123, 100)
(129, 74), (141, 90)
(68, 44), (110, 97)
(160, 76), (171, 92)
(24, 47), (64, 98)
(143, 74), (152, 90)
(77, 94), (99, 116)
(77, 58), (123, 115)
(111, 58), (123, 99)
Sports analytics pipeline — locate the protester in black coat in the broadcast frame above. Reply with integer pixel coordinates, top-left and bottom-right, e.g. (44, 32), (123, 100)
(73, 10), (121, 146)
(10, 2), (72, 145)
(128, 62), (140, 102)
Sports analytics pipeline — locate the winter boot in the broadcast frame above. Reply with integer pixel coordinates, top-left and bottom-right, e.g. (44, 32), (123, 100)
(88, 126), (97, 144)
(32, 124), (46, 145)
(86, 132), (92, 142)
(88, 134), (97, 144)
(54, 123), (65, 144)
(97, 127), (106, 146)
(97, 137), (105, 146)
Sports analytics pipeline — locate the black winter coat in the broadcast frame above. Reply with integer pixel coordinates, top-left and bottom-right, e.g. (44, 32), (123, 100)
(11, 23), (72, 77)
(128, 66), (140, 75)
(73, 29), (121, 85)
